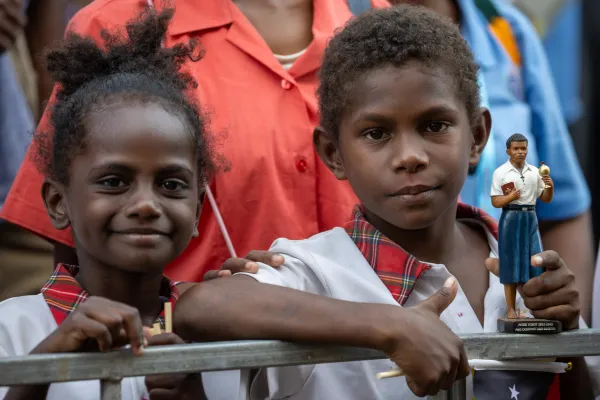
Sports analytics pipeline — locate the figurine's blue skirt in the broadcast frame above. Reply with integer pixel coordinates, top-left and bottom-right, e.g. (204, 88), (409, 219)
(499, 208), (544, 284)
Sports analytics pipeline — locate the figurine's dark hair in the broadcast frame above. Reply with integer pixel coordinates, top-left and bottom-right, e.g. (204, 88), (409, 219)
(33, 8), (216, 185)
(317, 5), (480, 143)
(506, 133), (528, 149)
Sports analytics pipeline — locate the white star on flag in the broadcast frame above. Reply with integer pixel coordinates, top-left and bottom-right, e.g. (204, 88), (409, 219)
(510, 384), (520, 399)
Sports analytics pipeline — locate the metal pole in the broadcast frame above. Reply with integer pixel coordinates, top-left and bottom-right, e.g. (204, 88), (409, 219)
(427, 380), (467, 400)
(100, 379), (121, 400)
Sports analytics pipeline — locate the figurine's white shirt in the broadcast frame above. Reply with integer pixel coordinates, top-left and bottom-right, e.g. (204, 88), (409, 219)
(491, 160), (546, 205)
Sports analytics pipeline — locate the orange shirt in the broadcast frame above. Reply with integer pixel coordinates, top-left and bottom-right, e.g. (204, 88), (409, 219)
(0, 0), (388, 282)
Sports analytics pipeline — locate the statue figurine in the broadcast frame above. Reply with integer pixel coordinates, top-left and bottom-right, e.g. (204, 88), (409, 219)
(490, 134), (556, 332)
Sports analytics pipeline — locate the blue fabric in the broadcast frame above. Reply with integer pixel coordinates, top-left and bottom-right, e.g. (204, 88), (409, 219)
(0, 0), (34, 213)
(0, 56), (34, 213)
(458, 0), (590, 222)
(499, 209), (543, 284)
(542, 0), (582, 124)
(463, 74), (499, 219)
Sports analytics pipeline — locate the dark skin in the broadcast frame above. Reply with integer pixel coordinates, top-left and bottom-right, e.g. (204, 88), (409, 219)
(52, 0), (314, 269)
(393, 0), (594, 326)
(6, 103), (206, 400)
(176, 63), (491, 397)
(327, 63), (491, 323)
(176, 62), (591, 397)
(233, 0), (313, 55)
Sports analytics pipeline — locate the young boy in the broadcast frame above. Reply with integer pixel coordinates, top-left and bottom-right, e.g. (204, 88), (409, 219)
(174, 6), (592, 399)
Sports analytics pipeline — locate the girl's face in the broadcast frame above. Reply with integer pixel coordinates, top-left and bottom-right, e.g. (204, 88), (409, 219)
(44, 102), (201, 274)
(317, 62), (489, 231)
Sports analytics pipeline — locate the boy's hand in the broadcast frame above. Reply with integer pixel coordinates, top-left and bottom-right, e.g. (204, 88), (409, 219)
(511, 189), (521, 200)
(522, 251), (579, 330)
(31, 296), (146, 356)
(485, 251), (580, 330)
(145, 332), (207, 400)
(385, 277), (470, 397)
(203, 250), (284, 280)
(0, 0), (26, 54)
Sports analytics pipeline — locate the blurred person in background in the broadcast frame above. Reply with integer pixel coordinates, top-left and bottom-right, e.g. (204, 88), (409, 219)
(0, 0), (389, 305)
(392, 0), (594, 323)
(0, 0), (66, 301)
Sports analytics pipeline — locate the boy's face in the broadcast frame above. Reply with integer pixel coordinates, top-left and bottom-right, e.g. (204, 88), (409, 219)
(43, 103), (201, 274)
(506, 141), (528, 164)
(315, 62), (489, 230)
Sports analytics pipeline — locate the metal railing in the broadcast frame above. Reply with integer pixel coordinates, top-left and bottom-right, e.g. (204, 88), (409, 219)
(2, 329), (600, 399)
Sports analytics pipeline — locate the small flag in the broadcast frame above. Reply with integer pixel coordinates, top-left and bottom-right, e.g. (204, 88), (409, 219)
(473, 370), (556, 399)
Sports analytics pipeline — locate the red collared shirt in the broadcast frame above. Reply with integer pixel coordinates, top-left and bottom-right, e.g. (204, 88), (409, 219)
(41, 263), (179, 328)
(0, 0), (389, 282)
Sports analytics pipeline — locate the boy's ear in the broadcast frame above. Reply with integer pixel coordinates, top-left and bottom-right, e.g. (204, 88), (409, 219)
(469, 107), (492, 168)
(313, 126), (347, 180)
(41, 179), (71, 230)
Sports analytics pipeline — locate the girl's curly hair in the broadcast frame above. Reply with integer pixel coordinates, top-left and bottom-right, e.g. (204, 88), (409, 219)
(35, 8), (217, 185)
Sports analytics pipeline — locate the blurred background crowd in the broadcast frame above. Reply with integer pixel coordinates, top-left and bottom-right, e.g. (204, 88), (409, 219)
(1, 0), (599, 322)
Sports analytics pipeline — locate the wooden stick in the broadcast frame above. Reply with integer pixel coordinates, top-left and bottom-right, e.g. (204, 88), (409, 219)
(152, 323), (161, 336)
(164, 302), (173, 333)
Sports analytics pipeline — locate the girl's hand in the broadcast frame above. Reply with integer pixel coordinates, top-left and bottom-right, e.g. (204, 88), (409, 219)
(32, 296), (146, 356)
(203, 250), (284, 280)
(486, 250), (580, 330)
(144, 332), (207, 400)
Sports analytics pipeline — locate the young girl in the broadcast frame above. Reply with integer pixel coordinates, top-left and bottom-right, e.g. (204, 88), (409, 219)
(0, 9), (212, 400)
(174, 5), (593, 399)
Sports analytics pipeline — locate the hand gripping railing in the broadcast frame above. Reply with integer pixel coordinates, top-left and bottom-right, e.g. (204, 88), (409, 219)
(2, 329), (600, 399)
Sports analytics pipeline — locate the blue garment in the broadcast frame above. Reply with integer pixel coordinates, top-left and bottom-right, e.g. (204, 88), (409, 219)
(458, 0), (590, 222)
(542, 0), (582, 124)
(498, 208), (543, 284)
(0, 0), (34, 213)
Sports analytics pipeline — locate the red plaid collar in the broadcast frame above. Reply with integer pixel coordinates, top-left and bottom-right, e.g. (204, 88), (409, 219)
(345, 203), (498, 305)
(41, 264), (180, 327)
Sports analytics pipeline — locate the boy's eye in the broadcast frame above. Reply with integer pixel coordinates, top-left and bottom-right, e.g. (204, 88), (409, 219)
(424, 122), (449, 133)
(161, 179), (188, 191)
(363, 129), (389, 141)
(98, 177), (125, 188)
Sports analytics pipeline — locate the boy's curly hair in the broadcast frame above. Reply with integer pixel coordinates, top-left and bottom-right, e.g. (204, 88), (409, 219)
(318, 5), (481, 142)
(34, 8), (216, 185)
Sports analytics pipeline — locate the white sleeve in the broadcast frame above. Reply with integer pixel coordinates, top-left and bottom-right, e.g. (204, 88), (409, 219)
(490, 169), (504, 197)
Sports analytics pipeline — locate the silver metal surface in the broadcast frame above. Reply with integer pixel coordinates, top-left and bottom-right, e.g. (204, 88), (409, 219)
(1, 329), (600, 400)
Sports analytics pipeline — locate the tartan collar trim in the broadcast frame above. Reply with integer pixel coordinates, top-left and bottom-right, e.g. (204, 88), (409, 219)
(344, 203), (498, 305)
(41, 264), (180, 328)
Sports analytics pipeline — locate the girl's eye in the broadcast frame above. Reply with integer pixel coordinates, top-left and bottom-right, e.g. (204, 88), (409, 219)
(162, 180), (187, 191)
(424, 122), (449, 133)
(99, 177), (125, 188)
(363, 129), (389, 141)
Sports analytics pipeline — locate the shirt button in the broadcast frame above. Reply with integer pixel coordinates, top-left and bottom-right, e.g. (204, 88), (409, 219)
(296, 158), (308, 172)
(281, 79), (292, 90)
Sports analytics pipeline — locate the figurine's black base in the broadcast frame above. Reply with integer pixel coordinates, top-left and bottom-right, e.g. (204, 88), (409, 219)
(497, 318), (562, 334)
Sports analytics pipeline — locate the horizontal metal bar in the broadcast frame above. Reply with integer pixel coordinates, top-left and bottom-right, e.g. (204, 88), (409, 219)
(1, 330), (600, 386)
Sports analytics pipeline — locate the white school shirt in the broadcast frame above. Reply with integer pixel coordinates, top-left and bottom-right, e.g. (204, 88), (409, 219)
(0, 293), (244, 400)
(236, 220), (523, 400)
(0, 294), (148, 400)
(490, 160), (545, 205)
